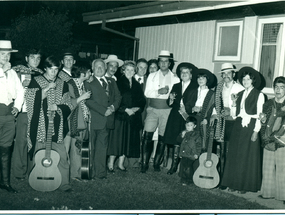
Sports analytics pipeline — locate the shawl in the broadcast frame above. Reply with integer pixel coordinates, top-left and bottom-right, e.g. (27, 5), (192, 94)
(214, 80), (225, 142)
(26, 75), (73, 157)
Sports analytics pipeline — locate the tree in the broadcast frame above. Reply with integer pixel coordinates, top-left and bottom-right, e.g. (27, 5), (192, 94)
(8, 8), (76, 58)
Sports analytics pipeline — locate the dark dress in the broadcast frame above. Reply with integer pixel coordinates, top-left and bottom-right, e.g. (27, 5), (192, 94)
(221, 88), (263, 192)
(164, 81), (197, 145)
(107, 75), (146, 157)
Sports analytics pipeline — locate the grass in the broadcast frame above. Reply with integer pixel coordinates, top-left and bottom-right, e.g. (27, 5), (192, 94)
(1, 165), (269, 211)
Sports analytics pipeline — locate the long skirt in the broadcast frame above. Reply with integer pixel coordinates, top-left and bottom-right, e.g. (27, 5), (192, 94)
(108, 118), (140, 158)
(221, 117), (262, 192)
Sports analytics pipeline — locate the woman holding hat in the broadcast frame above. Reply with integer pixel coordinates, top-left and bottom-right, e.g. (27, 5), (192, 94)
(163, 62), (198, 175)
(221, 66), (265, 193)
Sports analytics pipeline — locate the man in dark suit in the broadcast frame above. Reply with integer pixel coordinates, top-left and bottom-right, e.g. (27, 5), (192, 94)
(84, 59), (121, 179)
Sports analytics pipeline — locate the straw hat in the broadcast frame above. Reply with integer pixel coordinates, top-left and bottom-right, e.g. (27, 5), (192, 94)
(219, 63), (237, 73)
(0, 40), (18, 52)
(104, 55), (124, 67)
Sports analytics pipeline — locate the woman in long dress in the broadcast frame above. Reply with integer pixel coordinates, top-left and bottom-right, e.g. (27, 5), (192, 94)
(107, 61), (146, 171)
(221, 67), (265, 193)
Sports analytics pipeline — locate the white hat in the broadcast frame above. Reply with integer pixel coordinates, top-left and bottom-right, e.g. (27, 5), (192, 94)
(0, 40), (18, 52)
(158, 50), (171, 58)
(220, 63), (236, 73)
(104, 55), (123, 67)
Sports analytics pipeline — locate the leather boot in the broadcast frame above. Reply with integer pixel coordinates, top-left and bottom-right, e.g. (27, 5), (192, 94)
(140, 132), (154, 173)
(0, 147), (17, 193)
(167, 145), (180, 175)
(153, 135), (166, 172)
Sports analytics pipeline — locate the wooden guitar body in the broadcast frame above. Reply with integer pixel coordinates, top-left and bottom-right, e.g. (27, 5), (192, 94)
(29, 149), (62, 192)
(193, 152), (220, 189)
(193, 124), (220, 189)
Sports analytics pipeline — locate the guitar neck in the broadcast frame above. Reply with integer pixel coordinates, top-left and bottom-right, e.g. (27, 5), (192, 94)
(46, 110), (55, 158)
(206, 127), (215, 161)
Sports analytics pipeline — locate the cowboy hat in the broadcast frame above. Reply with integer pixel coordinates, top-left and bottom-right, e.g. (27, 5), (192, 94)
(0, 40), (18, 52)
(104, 55), (124, 67)
(176, 62), (198, 79)
(197, 68), (218, 89)
(238, 66), (262, 90)
(219, 63), (237, 73)
(158, 50), (172, 58)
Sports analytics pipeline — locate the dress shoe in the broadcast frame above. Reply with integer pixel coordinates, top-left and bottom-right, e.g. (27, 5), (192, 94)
(258, 195), (274, 199)
(0, 184), (17, 193)
(117, 167), (127, 172)
(107, 167), (115, 174)
(228, 188), (236, 192)
(64, 188), (74, 193)
(238, 190), (246, 194)
(72, 177), (83, 182)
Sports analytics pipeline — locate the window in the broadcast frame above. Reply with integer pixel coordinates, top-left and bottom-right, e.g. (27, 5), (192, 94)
(254, 17), (285, 94)
(214, 20), (244, 61)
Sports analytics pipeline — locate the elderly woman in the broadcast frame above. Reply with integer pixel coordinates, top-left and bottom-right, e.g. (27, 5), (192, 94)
(107, 61), (146, 172)
(221, 67), (265, 194)
(163, 62), (198, 175)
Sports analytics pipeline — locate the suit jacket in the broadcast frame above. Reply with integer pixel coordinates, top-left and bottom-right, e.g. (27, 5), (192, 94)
(84, 76), (122, 130)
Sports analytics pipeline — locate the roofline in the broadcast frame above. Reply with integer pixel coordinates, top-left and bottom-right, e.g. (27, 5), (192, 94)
(85, 0), (283, 25)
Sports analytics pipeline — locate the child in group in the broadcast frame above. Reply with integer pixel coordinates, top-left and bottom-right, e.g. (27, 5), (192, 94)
(177, 116), (202, 185)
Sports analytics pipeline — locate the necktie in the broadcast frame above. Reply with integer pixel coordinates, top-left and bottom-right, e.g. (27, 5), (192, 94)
(100, 78), (107, 90)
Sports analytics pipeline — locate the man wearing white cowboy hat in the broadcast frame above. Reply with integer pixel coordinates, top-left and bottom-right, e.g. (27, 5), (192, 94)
(209, 62), (244, 187)
(104, 54), (123, 81)
(0, 40), (24, 193)
(142, 50), (180, 173)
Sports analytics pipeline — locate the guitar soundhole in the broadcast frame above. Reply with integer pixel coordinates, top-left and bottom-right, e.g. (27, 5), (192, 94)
(42, 158), (52, 167)
(204, 160), (213, 168)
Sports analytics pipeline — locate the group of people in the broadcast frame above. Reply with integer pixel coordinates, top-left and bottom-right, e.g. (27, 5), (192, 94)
(0, 39), (285, 205)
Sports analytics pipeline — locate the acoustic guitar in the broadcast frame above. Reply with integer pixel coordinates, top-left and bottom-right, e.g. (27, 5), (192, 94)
(81, 121), (90, 180)
(193, 125), (220, 189)
(29, 110), (62, 191)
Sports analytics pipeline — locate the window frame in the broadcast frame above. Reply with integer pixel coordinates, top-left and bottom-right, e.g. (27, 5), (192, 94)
(254, 16), (285, 95)
(213, 20), (244, 62)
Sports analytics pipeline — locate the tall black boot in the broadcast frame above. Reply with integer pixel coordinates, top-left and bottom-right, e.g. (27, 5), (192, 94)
(140, 132), (154, 173)
(153, 135), (166, 172)
(0, 146), (17, 193)
(167, 145), (180, 175)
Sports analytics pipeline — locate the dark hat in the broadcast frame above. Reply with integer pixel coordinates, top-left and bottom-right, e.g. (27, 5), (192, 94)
(197, 68), (218, 89)
(176, 62), (198, 79)
(238, 66), (262, 90)
(62, 48), (76, 59)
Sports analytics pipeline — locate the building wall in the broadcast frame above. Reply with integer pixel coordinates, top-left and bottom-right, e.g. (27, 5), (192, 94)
(135, 16), (258, 82)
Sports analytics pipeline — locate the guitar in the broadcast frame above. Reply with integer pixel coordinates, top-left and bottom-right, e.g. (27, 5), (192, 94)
(29, 110), (62, 191)
(81, 126), (90, 180)
(193, 124), (220, 189)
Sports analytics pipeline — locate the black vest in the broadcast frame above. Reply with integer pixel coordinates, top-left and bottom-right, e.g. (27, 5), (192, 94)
(236, 88), (261, 115)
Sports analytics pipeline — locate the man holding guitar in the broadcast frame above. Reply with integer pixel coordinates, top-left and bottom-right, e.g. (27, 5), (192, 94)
(26, 56), (73, 192)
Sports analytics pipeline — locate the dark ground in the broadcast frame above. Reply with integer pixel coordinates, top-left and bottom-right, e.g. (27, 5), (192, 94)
(0, 166), (270, 211)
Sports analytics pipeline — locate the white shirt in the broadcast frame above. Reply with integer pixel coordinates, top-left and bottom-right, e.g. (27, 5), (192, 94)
(144, 69), (180, 99)
(134, 74), (144, 84)
(105, 73), (117, 81)
(195, 87), (209, 107)
(62, 68), (72, 77)
(95, 76), (108, 87)
(232, 87), (265, 132)
(212, 81), (244, 115)
(0, 68), (24, 111)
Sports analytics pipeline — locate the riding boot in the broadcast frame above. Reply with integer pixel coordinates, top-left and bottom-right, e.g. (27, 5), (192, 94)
(140, 132), (154, 173)
(153, 135), (166, 172)
(167, 145), (180, 175)
(0, 146), (17, 193)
